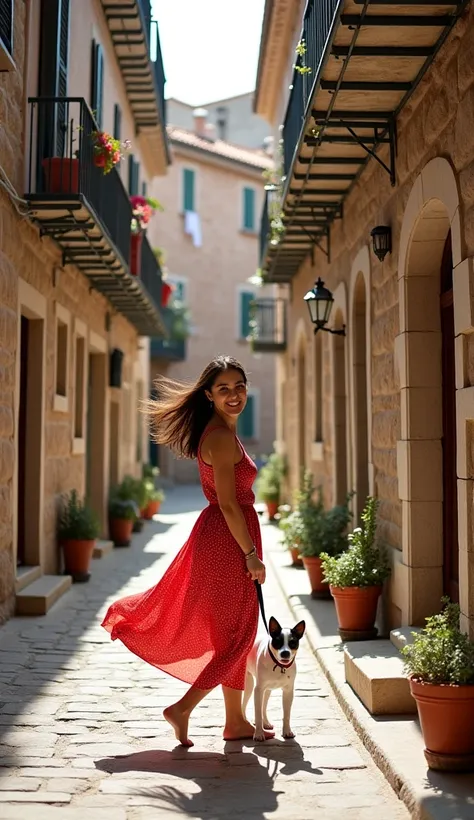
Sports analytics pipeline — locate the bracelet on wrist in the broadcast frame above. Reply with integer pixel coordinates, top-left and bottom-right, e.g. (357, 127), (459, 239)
(244, 548), (256, 561)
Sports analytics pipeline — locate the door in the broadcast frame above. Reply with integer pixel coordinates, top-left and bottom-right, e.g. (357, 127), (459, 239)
(17, 317), (29, 566)
(440, 232), (459, 602)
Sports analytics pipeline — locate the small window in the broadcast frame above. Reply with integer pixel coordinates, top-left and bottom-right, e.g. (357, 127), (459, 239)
(238, 393), (256, 440)
(0, 0), (14, 66)
(169, 277), (186, 303)
(54, 304), (70, 413)
(74, 335), (86, 440)
(239, 290), (254, 340)
(242, 187), (255, 232)
(90, 40), (104, 128)
(183, 168), (195, 212)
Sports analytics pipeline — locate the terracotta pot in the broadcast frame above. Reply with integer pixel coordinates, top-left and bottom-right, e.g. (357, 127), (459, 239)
(109, 517), (134, 547)
(143, 500), (161, 520)
(410, 678), (474, 761)
(61, 538), (94, 582)
(130, 232), (143, 276)
(266, 500), (279, 520)
(42, 158), (79, 194)
(161, 281), (173, 307)
(290, 546), (304, 567)
(302, 555), (330, 598)
(330, 584), (382, 631)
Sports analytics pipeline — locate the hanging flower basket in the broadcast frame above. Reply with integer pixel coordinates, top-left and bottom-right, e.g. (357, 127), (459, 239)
(92, 131), (130, 175)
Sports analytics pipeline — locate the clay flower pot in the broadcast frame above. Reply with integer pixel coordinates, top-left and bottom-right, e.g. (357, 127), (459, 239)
(61, 538), (95, 582)
(130, 232), (143, 276)
(266, 500), (279, 520)
(302, 555), (330, 598)
(330, 584), (382, 632)
(109, 518), (134, 547)
(289, 546), (304, 568)
(42, 157), (79, 194)
(143, 499), (161, 520)
(410, 678), (474, 771)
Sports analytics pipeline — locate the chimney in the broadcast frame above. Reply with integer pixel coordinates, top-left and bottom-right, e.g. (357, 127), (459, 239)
(193, 107), (208, 138)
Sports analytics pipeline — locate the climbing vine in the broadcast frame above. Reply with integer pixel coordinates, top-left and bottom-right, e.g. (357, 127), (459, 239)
(294, 40), (312, 75)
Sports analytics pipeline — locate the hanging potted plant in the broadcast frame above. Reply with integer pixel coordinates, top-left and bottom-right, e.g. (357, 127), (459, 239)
(321, 497), (390, 638)
(401, 599), (474, 771)
(130, 195), (163, 275)
(255, 453), (286, 520)
(57, 490), (100, 582)
(91, 131), (130, 174)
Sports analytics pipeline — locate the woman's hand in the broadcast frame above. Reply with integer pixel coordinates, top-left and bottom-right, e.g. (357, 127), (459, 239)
(246, 554), (266, 584)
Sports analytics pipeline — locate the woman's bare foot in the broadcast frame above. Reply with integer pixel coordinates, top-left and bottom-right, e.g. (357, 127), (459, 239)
(223, 719), (275, 741)
(163, 705), (194, 747)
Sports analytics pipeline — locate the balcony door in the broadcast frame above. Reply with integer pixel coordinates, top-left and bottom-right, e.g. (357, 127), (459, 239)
(38, 0), (70, 172)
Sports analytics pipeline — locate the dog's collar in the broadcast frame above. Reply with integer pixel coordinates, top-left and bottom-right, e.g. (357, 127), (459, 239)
(268, 646), (295, 674)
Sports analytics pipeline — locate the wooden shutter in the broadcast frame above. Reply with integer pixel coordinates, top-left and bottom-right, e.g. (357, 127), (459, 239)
(0, 0), (14, 54)
(243, 187), (255, 231)
(240, 291), (254, 339)
(38, 0), (70, 159)
(128, 155), (139, 195)
(90, 40), (104, 128)
(183, 168), (195, 212)
(113, 103), (121, 139)
(238, 394), (255, 440)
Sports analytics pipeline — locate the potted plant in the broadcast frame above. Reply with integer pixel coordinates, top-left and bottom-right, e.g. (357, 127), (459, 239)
(57, 489), (100, 582)
(402, 599), (474, 771)
(255, 453), (286, 520)
(279, 508), (304, 567)
(296, 473), (353, 598)
(321, 497), (390, 638)
(130, 195), (163, 275)
(108, 496), (138, 547)
(115, 475), (148, 533)
(92, 130), (130, 174)
(143, 485), (165, 520)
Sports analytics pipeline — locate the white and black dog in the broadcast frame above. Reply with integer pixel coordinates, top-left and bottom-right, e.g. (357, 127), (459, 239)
(243, 616), (306, 742)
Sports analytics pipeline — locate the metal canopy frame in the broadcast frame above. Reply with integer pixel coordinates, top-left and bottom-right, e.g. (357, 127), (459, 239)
(263, 0), (468, 282)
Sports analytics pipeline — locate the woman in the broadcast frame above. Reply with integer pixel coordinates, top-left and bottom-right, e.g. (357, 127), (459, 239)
(102, 355), (268, 747)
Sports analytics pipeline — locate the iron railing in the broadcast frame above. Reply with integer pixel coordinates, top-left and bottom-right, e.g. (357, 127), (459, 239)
(150, 307), (186, 361)
(152, 21), (167, 127)
(283, 0), (341, 176)
(250, 298), (287, 352)
(28, 97), (132, 265)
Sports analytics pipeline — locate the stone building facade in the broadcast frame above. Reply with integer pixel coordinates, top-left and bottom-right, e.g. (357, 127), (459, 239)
(255, 0), (474, 638)
(0, 0), (168, 622)
(148, 112), (277, 483)
(166, 93), (272, 151)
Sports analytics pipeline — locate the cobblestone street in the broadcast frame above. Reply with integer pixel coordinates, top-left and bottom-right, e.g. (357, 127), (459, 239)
(0, 487), (409, 819)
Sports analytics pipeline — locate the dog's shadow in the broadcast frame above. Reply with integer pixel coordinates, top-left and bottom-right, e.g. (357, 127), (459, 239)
(95, 740), (324, 818)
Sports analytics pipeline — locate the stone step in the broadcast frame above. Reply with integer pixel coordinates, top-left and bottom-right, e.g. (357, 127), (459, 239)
(390, 626), (422, 650)
(16, 575), (72, 616)
(93, 540), (114, 559)
(344, 639), (417, 716)
(15, 565), (42, 593)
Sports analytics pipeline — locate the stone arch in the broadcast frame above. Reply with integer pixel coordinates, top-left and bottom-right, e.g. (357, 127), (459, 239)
(348, 245), (372, 519)
(395, 157), (474, 634)
(330, 283), (350, 505)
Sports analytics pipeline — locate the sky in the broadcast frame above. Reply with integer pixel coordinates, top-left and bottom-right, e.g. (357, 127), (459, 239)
(152, 0), (266, 106)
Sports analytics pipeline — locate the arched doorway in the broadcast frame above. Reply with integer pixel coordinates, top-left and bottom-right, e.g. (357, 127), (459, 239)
(352, 273), (369, 520)
(440, 231), (459, 602)
(333, 309), (347, 504)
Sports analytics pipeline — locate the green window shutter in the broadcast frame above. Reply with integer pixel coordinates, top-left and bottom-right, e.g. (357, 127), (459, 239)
(243, 187), (255, 231)
(90, 40), (104, 128)
(183, 168), (195, 212)
(174, 281), (185, 301)
(238, 394), (255, 439)
(128, 155), (139, 195)
(240, 291), (254, 339)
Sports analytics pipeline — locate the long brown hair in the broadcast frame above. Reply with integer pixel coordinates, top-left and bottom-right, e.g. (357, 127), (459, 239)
(148, 356), (248, 459)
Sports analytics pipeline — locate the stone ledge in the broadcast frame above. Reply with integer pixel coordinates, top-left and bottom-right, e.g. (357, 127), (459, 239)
(15, 565), (42, 593)
(15, 575), (72, 616)
(93, 540), (114, 559)
(344, 640), (417, 715)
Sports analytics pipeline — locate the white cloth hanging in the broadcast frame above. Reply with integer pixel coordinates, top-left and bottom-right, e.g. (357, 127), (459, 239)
(184, 210), (202, 248)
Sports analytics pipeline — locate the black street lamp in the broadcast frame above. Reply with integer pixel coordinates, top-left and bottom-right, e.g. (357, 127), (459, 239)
(370, 225), (392, 262)
(304, 278), (346, 336)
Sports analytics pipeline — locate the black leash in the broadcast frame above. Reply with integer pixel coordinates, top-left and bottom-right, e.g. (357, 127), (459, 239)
(254, 580), (269, 634)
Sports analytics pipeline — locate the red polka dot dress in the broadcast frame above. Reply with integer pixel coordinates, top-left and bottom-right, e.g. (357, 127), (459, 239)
(101, 427), (262, 691)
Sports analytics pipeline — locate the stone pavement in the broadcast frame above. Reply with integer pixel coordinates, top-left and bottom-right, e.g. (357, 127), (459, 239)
(0, 486), (410, 819)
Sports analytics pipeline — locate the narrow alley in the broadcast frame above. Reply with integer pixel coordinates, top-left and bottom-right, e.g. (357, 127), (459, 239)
(0, 488), (409, 819)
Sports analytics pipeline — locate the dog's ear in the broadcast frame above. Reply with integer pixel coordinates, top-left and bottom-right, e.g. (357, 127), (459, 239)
(291, 620), (306, 640)
(269, 617), (282, 636)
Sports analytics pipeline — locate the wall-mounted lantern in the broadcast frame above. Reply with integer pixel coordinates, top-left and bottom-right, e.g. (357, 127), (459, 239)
(304, 278), (345, 336)
(370, 225), (392, 262)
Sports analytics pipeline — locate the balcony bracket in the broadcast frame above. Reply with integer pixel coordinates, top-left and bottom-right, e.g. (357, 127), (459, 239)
(334, 116), (397, 187)
(305, 225), (330, 263)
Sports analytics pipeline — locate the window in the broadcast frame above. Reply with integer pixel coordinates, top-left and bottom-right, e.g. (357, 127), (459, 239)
(113, 103), (121, 140)
(54, 303), (70, 413)
(169, 277), (186, 303)
(239, 289), (254, 340)
(0, 0), (14, 67)
(90, 39), (104, 128)
(73, 321), (87, 453)
(242, 186), (256, 232)
(128, 155), (140, 195)
(183, 168), (195, 212)
(142, 180), (148, 197)
(238, 390), (258, 441)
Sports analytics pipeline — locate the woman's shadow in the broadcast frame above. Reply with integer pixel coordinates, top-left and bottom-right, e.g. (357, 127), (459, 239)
(95, 739), (324, 818)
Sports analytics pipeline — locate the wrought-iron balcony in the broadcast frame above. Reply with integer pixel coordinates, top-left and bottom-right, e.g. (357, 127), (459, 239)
(100, 0), (170, 173)
(249, 298), (287, 353)
(26, 97), (165, 337)
(150, 307), (187, 362)
(263, 0), (467, 281)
